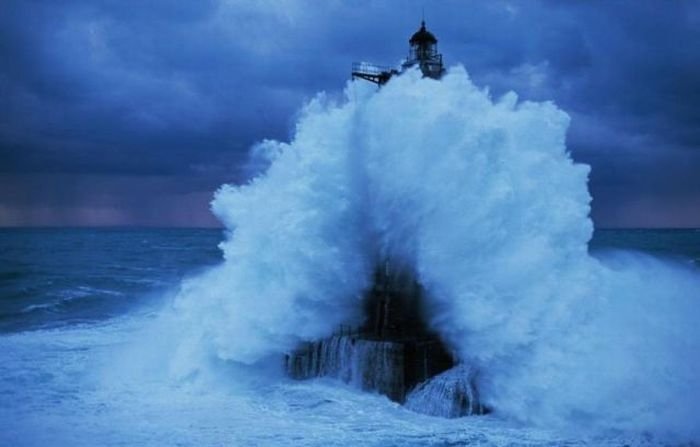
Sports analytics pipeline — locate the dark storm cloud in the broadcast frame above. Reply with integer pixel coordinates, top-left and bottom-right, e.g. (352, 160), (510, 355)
(1, 0), (699, 226)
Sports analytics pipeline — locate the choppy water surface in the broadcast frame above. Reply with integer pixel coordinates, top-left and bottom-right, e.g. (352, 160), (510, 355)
(0, 228), (697, 446)
(0, 228), (221, 332)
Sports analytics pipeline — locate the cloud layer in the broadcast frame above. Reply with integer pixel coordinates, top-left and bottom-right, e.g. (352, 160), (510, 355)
(1, 0), (699, 226)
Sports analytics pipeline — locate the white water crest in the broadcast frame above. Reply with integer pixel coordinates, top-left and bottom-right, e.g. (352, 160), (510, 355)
(170, 66), (700, 441)
(405, 364), (482, 418)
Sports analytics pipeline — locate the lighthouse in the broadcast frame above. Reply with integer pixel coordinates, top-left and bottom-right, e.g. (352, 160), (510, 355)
(351, 20), (445, 85)
(286, 20), (486, 417)
(403, 20), (445, 79)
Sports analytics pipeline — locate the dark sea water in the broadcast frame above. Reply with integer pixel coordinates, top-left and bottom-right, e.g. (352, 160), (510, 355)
(0, 228), (223, 333)
(0, 227), (698, 446)
(590, 228), (700, 264)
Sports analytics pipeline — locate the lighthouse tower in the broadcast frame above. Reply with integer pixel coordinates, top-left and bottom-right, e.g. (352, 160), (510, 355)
(402, 20), (445, 79)
(286, 19), (489, 415)
(351, 20), (445, 85)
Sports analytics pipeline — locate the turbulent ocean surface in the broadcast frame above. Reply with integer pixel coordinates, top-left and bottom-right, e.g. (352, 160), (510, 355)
(3, 69), (700, 446)
(0, 228), (697, 446)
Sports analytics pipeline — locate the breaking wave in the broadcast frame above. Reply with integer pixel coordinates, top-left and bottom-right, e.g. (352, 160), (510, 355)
(169, 67), (700, 441)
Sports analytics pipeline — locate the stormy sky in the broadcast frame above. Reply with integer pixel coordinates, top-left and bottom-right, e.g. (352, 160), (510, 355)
(1, 0), (699, 227)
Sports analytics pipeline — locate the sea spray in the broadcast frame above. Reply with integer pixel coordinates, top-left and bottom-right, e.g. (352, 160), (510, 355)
(170, 91), (376, 366)
(405, 364), (483, 418)
(170, 66), (700, 440)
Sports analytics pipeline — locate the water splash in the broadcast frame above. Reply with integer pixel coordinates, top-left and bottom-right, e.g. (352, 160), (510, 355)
(405, 364), (484, 418)
(169, 66), (700, 441)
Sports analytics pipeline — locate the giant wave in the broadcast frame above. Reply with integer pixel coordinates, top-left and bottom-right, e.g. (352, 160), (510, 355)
(169, 66), (700, 441)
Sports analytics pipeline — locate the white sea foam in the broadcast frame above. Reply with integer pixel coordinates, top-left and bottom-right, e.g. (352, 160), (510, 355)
(169, 66), (700, 441)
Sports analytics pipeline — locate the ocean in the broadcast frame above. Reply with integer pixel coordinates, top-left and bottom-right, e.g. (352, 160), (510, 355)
(3, 68), (700, 447)
(0, 227), (698, 446)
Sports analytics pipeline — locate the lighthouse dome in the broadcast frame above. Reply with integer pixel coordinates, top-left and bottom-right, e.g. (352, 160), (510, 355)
(409, 21), (437, 45)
